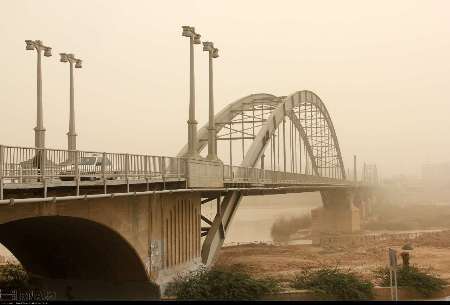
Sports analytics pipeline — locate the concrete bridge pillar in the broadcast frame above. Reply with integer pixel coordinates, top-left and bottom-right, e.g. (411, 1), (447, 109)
(311, 190), (361, 245)
(352, 188), (375, 223)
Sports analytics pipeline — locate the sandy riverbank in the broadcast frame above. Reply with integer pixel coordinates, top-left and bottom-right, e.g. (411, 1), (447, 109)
(216, 230), (450, 283)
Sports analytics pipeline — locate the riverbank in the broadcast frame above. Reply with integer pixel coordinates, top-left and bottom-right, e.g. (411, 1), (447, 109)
(216, 230), (450, 288)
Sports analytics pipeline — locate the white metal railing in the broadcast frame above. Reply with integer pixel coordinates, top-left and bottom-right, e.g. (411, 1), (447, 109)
(0, 145), (186, 193)
(0, 144), (347, 200)
(223, 164), (343, 185)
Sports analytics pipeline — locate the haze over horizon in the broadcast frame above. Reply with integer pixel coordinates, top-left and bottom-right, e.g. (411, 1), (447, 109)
(1, 0), (449, 178)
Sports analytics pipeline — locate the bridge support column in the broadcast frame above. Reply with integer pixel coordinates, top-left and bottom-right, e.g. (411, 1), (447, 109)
(150, 192), (202, 290)
(352, 188), (375, 224)
(311, 190), (361, 245)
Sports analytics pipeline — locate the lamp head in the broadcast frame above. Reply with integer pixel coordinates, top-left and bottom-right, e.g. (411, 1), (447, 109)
(193, 33), (201, 44)
(60, 53), (68, 62)
(75, 59), (82, 68)
(202, 41), (213, 51)
(182, 25), (194, 37)
(25, 40), (35, 51)
(212, 48), (219, 58)
(43, 47), (52, 57)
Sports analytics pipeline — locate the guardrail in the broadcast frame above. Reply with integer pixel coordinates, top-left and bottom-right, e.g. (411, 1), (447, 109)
(0, 145), (186, 198)
(0, 144), (347, 200)
(223, 164), (343, 185)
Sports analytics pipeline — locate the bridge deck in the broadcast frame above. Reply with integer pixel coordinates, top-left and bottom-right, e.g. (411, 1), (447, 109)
(0, 144), (354, 201)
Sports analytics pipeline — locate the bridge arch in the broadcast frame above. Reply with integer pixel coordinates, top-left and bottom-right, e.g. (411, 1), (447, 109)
(0, 216), (149, 282)
(178, 90), (347, 265)
(178, 90), (345, 179)
(242, 90), (346, 178)
(177, 93), (281, 157)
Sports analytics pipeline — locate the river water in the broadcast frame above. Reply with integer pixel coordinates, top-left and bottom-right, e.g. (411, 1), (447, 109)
(222, 192), (322, 245)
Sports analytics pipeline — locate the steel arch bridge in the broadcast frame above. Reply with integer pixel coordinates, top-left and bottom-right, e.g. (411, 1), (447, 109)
(178, 90), (348, 264)
(0, 89), (368, 293)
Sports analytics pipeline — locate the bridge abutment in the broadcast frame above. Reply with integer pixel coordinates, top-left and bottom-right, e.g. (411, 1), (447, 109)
(311, 190), (361, 245)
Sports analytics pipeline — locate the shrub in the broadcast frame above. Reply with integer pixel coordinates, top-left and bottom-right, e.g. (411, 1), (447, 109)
(165, 265), (280, 300)
(402, 244), (413, 250)
(374, 265), (447, 297)
(270, 214), (311, 242)
(0, 263), (29, 288)
(290, 266), (374, 300)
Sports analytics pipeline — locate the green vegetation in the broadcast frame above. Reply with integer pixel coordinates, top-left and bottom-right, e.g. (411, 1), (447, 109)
(270, 214), (311, 242)
(165, 265), (280, 300)
(290, 266), (374, 300)
(0, 263), (29, 288)
(374, 265), (447, 297)
(402, 244), (414, 250)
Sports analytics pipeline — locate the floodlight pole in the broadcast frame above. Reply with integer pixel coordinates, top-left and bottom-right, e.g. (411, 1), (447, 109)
(203, 41), (219, 160)
(60, 53), (82, 151)
(25, 40), (52, 148)
(182, 26), (201, 158)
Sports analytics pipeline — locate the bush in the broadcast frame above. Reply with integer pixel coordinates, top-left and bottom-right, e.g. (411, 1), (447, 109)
(0, 263), (29, 288)
(402, 244), (413, 250)
(165, 265), (280, 300)
(270, 214), (311, 242)
(291, 266), (374, 300)
(374, 265), (447, 297)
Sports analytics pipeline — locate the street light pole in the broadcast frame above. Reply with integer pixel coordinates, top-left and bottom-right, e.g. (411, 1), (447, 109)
(60, 53), (82, 151)
(182, 26), (201, 158)
(203, 41), (219, 160)
(25, 40), (52, 148)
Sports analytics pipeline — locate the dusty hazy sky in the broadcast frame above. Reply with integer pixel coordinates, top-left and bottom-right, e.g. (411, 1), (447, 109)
(1, 0), (449, 178)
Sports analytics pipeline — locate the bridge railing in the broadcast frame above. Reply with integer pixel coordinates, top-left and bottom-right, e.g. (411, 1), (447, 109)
(223, 164), (342, 185)
(0, 145), (186, 187)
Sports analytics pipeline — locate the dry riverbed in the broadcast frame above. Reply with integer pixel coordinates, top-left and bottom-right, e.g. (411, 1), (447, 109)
(216, 230), (450, 284)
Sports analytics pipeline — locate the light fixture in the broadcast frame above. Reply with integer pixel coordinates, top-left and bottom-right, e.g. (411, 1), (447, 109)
(60, 53), (68, 62)
(43, 47), (52, 57)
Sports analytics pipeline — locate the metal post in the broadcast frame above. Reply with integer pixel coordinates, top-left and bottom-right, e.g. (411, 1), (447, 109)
(204, 42), (218, 160)
(60, 54), (82, 151)
(35, 49), (45, 148)
(144, 155), (149, 187)
(299, 108), (302, 175)
(241, 111), (245, 161)
(69, 61), (75, 150)
(75, 150), (80, 196)
(41, 148), (47, 197)
(182, 26), (201, 158)
(283, 119), (286, 174)
(102, 152), (106, 194)
(229, 123), (232, 177)
(26, 40), (52, 149)
(125, 154), (130, 193)
(161, 157), (166, 189)
(0, 145), (3, 200)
